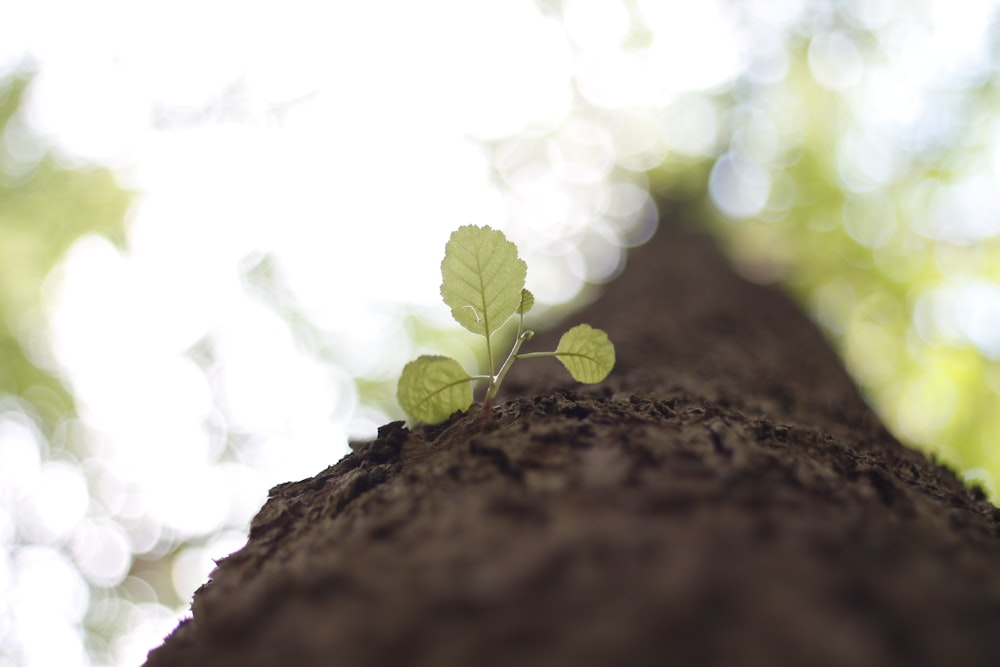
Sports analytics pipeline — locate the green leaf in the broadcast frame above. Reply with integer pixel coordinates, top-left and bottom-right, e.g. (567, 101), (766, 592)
(555, 324), (616, 383)
(397, 355), (474, 423)
(440, 225), (527, 338)
(517, 288), (535, 315)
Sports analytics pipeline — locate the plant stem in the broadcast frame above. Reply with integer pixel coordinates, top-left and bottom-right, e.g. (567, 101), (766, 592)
(514, 351), (558, 360)
(486, 329), (534, 404)
(485, 331), (496, 388)
(482, 310), (533, 423)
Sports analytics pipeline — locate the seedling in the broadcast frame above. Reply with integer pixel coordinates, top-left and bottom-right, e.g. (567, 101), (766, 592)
(397, 225), (615, 424)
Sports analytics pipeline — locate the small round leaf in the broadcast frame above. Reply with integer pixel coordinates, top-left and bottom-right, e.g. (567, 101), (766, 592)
(397, 355), (474, 424)
(555, 324), (616, 383)
(518, 288), (535, 315)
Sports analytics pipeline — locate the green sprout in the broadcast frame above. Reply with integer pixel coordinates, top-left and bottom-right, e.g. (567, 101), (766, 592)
(397, 225), (615, 424)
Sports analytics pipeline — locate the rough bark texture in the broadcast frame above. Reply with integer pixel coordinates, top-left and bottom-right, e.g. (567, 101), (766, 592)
(145, 204), (1000, 667)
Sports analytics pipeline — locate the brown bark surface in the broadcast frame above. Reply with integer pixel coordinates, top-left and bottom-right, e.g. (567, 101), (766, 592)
(145, 203), (1000, 667)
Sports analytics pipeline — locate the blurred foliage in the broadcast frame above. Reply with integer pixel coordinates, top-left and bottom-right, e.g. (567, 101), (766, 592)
(644, 21), (1000, 501)
(505, 0), (1000, 501)
(0, 75), (130, 436)
(237, 250), (484, 424)
(0, 72), (132, 663)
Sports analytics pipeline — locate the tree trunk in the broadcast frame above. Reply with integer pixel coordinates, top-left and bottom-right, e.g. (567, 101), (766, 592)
(144, 202), (1000, 667)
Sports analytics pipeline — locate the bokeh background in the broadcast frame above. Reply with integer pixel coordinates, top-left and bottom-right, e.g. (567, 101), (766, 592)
(3, 1), (1000, 665)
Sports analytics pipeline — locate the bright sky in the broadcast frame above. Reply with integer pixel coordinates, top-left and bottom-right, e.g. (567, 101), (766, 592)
(2, 1), (1000, 665)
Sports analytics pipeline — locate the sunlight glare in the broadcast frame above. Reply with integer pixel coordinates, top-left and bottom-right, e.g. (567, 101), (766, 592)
(709, 152), (771, 219)
(20, 462), (88, 544)
(71, 517), (132, 587)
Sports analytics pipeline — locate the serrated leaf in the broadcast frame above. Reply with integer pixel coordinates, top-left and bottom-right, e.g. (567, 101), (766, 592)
(518, 288), (535, 315)
(397, 355), (474, 424)
(555, 324), (616, 383)
(440, 225), (527, 338)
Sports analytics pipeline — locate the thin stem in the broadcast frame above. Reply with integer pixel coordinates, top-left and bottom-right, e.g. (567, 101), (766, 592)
(487, 329), (534, 403)
(482, 310), (531, 423)
(481, 324), (498, 422)
(485, 331), (496, 387)
(514, 350), (558, 360)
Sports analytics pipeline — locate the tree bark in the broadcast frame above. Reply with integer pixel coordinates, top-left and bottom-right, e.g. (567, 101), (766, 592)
(145, 202), (1000, 667)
